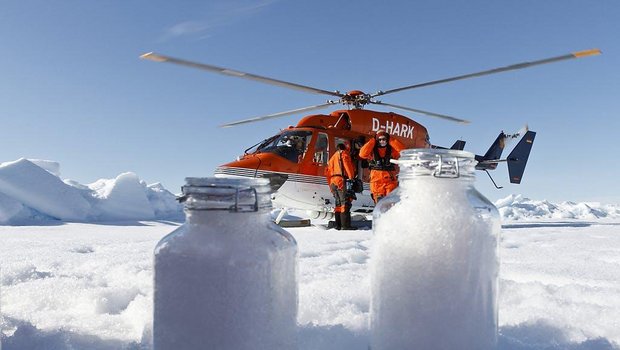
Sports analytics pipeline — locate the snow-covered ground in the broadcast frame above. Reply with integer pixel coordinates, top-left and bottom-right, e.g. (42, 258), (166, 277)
(1, 220), (619, 350)
(1, 158), (619, 349)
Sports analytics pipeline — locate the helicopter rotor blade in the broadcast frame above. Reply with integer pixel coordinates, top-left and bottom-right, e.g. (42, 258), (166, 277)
(371, 101), (470, 124)
(141, 52), (344, 98)
(220, 101), (339, 128)
(372, 48), (601, 98)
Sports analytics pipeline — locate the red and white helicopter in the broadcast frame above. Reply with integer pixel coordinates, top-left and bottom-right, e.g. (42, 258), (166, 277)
(141, 49), (600, 220)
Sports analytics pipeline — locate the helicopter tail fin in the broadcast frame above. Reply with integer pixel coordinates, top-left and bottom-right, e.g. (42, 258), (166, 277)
(475, 132), (508, 170)
(450, 140), (466, 150)
(507, 131), (536, 184)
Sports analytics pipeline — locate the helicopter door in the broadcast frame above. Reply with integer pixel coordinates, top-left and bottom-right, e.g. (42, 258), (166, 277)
(312, 132), (329, 174)
(290, 131), (331, 209)
(297, 131), (329, 176)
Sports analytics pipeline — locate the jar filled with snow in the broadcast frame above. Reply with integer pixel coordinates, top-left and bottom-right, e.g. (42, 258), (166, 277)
(370, 149), (500, 350)
(153, 177), (298, 350)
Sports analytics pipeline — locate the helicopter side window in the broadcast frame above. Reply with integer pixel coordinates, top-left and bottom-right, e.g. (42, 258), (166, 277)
(313, 133), (329, 165)
(296, 133), (313, 162)
(256, 130), (312, 163)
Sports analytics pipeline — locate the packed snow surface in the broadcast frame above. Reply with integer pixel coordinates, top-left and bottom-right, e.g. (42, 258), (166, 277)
(1, 220), (619, 349)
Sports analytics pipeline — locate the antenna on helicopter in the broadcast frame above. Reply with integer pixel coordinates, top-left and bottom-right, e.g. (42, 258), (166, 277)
(141, 49), (601, 127)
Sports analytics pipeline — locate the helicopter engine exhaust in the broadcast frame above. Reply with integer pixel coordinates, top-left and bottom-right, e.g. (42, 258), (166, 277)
(306, 210), (334, 220)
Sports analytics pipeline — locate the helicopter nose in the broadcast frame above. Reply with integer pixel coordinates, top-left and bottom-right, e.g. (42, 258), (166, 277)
(214, 156), (288, 192)
(215, 156), (261, 177)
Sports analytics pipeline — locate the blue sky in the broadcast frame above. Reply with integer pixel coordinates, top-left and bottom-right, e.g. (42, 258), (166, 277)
(1, 0), (619, 204)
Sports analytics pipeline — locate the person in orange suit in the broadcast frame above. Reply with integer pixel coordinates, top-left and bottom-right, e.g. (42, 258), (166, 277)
(325, 143), (357, 230)
(359, 130), (406, 203)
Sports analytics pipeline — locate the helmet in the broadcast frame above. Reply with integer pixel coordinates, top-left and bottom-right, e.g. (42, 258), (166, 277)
(375, 130), (390, 141)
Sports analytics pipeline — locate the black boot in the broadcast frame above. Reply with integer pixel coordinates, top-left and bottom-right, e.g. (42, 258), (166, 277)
(341, 211), (357, 230)
(333, 212), (342, 230)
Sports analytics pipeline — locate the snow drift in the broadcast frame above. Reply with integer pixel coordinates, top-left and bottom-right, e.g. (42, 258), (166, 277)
(0, 159), (90, 221)
(495, 194), (620, 221)
(0, 159), (182, 225)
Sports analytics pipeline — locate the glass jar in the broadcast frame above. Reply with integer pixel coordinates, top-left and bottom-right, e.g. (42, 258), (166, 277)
(370, 149), (500, 350)
(153, 177), (298, 350)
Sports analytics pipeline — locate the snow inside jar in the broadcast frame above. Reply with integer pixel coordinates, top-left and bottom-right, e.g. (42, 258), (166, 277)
(153, 177), (298, 350)
(370, 149), (500, 350)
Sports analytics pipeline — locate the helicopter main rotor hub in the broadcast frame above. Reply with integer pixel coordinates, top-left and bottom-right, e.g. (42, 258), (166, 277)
(341, 90), (372, 109)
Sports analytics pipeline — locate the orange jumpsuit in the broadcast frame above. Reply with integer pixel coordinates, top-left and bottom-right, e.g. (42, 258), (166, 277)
(359, 137), (405, 202)
(325, 149), (356, 213)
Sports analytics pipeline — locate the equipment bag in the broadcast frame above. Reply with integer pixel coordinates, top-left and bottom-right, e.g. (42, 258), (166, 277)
(351, 178), (364, 193)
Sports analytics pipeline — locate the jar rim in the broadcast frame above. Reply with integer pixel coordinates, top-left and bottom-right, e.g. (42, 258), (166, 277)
(181, 177), (272, 212)
(399, 148), (475, 159)
(395, 148), (476, 180)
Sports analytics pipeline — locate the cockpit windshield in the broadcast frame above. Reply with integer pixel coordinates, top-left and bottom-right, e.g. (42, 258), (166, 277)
(253, 130), (313, 163)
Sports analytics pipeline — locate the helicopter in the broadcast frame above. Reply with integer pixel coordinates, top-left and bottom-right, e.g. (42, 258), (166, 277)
(141, 49), (600, 220)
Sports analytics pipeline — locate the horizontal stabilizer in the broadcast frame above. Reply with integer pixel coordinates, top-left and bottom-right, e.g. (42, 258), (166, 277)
(507, 131), (536, 184)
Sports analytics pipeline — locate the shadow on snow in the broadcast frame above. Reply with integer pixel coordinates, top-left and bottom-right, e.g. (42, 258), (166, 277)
(499, 321), (618, 350)
(2, 318), (617, 350)
(501, 221), (620, 229)
(0, 318), (146, 350)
